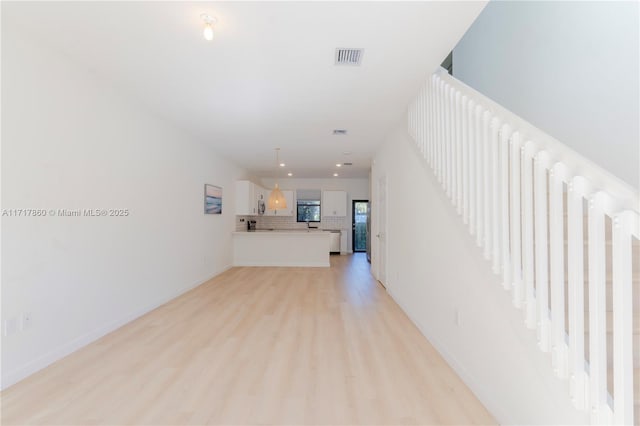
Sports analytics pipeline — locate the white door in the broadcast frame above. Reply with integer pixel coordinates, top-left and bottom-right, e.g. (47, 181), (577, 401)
(377, 176), (387, 286)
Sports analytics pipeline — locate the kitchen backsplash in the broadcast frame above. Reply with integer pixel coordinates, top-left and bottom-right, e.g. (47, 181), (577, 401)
(235, 216), (250, 231)
(236, 214), (348, 232)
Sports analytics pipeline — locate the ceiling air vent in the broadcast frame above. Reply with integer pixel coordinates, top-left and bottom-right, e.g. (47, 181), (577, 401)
(335, 48), (364, 66)
(333, 129), (347, 135)
(343, 162), (353, 166)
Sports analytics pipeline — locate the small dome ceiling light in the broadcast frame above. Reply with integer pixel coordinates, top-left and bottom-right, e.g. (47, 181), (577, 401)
(287, 172), (293, 177)
(333, 173), (339, 177)
(336, 163), (342, 167)
(201, 14), (217, 41)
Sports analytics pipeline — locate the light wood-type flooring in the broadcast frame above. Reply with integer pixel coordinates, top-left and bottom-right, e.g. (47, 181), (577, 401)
(1, 254), (495, 425)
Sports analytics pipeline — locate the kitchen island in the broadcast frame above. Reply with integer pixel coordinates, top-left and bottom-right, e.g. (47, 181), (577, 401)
(232, 230), (330, 267)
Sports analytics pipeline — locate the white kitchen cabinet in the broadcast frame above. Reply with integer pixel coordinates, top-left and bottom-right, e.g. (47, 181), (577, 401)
(322, 190), (347, 217)
(265, 189), (295, 216)
(235, 180), (258, 215)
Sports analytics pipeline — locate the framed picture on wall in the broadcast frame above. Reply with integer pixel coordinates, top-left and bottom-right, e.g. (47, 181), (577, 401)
(204, 184), (222, 214)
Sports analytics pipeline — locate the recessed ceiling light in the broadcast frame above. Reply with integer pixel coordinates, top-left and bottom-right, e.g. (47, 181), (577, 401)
(287, 172), (293, 177)
(342, 151), (351, 155)
(336, 163), (342, 167)
(333, 173), (339, 177)
(279, 163), (285, 167)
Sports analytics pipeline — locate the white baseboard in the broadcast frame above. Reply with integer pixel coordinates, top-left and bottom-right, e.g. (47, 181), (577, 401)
(233, 261), (329, 267)
(385, 286), (510, 425)
(1, 266), (231, 391)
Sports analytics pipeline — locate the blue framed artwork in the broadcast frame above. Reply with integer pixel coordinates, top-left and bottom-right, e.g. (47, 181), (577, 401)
(204, 184), (222, 214)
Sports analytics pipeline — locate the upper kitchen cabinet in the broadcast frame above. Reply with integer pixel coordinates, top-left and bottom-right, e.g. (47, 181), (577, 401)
(265, 189), (295, 216)
(235, 180), (259, 215)
(322, 190), (347, 217)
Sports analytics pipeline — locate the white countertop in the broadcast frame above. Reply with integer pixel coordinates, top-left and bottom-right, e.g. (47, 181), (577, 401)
(233, 229), (335, 235)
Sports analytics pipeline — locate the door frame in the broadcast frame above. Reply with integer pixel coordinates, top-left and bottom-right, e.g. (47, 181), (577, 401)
(351, 200), (369, 253)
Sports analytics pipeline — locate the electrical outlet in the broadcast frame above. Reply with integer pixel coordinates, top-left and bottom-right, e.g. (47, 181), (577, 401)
(3, 317), (18, 336)
(21, 312), (32, 330)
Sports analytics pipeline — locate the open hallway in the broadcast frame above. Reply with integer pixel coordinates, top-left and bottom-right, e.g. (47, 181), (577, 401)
(1, 254), (494, 425)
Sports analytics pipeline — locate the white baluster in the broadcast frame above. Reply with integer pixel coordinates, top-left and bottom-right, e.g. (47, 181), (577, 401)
(461, 95), (469, 225)
(612, 210), (637, 425)
(492, 122), (504, 275)
(451, 90), (460, 208)
(588, 191), (609, 423)
(509, 128), (522, 292)
(500, 121), (512, 291)
(550, 162), (568, 377)
(438, 83), (444, 181)
(446, 84), (453, 198)
(439, 79), (445, 183)
(480, 110), (492, 260)
(456, 91), (463, 213)
(568, 176), (588, 410)
(468, 99), (476, 236)
(524, 138), (546, 329)
(534, 151), (551, 352)
(481, 112), (492, 259)
(476, 106), (484, 248)
(421, 84), (427, 158)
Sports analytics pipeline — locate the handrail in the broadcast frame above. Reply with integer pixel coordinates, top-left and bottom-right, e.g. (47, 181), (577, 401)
(432, 68), (639, 212)
(408, 67), (639, 425)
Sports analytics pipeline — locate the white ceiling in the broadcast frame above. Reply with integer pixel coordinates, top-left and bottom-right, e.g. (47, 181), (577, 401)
(4, 1), (486, 178)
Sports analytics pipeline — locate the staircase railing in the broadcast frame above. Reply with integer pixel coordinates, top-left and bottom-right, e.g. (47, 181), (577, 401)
(408, 67), (639, 425)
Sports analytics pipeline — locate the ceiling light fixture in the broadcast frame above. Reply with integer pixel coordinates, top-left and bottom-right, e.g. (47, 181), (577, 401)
(287, 172), (293, 177)
(336, 163), (342, 167)
(279, 163), (285, 167)
(201, 14), (217, 41)
(268, 148), (287, 210)
(333, 173), (339, 177)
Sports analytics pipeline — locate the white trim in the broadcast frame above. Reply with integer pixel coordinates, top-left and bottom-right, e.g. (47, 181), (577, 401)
(233, 261), (329, 267)
(1, 265), (232, 391)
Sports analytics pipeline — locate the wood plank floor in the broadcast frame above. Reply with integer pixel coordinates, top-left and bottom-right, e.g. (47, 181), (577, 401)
(1, 254), (495, 425)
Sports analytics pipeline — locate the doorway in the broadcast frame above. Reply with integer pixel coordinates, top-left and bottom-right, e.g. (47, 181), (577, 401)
(352, 200), (369, 253)
(377, 176), (387, 286)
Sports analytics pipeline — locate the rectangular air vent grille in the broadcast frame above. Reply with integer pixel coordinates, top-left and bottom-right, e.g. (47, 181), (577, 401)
(333, 129), (347, 135)
(343, 162), (353, 166)
(335, 48), (364, 66)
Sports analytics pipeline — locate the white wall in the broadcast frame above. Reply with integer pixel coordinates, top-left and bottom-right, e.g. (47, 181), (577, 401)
(453, 1), (639, 189)
(371, 121), (589, 425)
(1, 28), (245, 388)
(259, 178), (370, 252)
